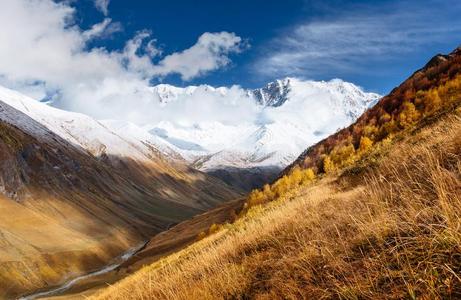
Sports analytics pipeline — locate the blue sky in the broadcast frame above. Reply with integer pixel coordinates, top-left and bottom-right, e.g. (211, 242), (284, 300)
(0, 0), (460, 120)
(70, 0), (461, 94)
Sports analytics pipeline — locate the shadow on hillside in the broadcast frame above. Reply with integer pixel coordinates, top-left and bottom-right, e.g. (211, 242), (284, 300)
(0, 101), (243, 299)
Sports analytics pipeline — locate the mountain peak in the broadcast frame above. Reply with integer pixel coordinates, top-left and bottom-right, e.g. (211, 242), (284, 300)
(452, 45), (461, 55)
(423, 54), (449, 70)
(251, 78), (292, 107)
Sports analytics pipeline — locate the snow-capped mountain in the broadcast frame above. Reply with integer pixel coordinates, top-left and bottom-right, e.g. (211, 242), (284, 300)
(0, 83), (241, 298)
(146, 78), (380, 185)
(0, 77), (379, 191)
(0, 85), (180, 164)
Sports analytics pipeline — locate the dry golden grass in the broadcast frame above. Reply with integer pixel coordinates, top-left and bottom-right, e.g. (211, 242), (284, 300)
(92, 113), (461, 300)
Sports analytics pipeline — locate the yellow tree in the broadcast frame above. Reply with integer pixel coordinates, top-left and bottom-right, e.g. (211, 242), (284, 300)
(301, 168), (316, 184)
(272, 175), (290, 197)
(289, 166), (303, 185)
(424, 89), (442, 114)
(323, 155), (335, 173)
(262, 184), (274, 199)
(248, 189), (265, 206)
(399, 101), (421, 128)
(359, 136), (373, 153)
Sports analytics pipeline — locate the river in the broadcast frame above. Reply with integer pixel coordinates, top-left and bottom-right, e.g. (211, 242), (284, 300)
(18, 241), (147, 300)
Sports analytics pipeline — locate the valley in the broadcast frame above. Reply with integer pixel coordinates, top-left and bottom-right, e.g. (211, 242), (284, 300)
(0, 1), (459, 298)
(144, 78), (380, 190)
(19, 241), (147, 300)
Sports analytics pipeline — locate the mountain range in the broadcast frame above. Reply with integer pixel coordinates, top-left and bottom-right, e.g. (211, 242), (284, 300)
(121, 78), (380, 190)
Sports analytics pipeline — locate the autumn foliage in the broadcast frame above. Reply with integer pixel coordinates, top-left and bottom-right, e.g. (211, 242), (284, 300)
(92, 47), (461, 300)
(287, 47), (461, 175)
(245, 166), (316, 209)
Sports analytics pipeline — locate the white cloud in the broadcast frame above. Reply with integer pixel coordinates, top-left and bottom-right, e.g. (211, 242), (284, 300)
(0, 0), (245, 123)
(255, 0), (461, 78)
(153, 32), (244, 80)
(82, 18), (122, 41)
(145, 39), (162, 58)
(94, 0), (110, 16)
(150, 85), (260, 127)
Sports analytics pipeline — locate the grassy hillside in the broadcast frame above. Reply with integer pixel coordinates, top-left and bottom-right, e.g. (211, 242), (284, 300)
(90, 47), (461, 299)
(92, 105), (461, 300)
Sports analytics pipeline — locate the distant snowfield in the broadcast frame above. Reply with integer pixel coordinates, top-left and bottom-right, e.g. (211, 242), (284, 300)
(0, 78), (380, 174)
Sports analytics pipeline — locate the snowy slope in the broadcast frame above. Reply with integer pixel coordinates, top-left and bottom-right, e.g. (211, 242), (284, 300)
(100, 120), (184, 161)
(0, 85), (180, 163)
(147, 78), (380, 171)
(252, 78), (291, 107)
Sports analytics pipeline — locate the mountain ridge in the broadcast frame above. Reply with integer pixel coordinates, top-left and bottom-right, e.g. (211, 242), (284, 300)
(32, 77), (379, 191)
